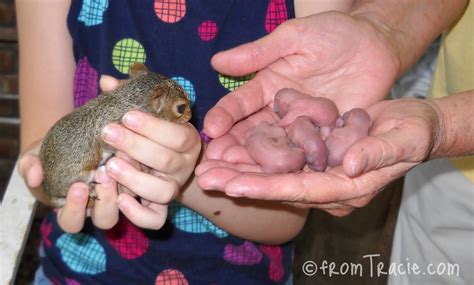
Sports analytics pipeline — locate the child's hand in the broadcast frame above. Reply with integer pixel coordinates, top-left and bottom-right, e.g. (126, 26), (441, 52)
(101, 112), (202, 229)
(18, 140), (120, 233)
(100, 75), (202, 229)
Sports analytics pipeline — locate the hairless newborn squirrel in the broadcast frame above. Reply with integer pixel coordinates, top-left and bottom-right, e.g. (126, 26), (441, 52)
(247, 88), (372, 173)
(39, 63), (192, 208)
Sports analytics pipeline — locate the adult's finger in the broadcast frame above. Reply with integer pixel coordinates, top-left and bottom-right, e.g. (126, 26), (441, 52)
(205, 107), (279, 159)
(57, 183), (89, 233)
(211, 18), (299, 76)
(196, 161), (262, 190)
(221, 145), (255, 164)
(203, 78), (268, 138)
(217, 165), (400, 204)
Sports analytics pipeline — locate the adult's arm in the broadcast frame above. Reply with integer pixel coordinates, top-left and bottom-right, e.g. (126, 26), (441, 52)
(203, 0), (467, 140)
(350, 0), (468, 75)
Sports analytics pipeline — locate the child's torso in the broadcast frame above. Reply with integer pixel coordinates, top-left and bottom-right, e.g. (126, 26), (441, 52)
(40, 1), (295, 284)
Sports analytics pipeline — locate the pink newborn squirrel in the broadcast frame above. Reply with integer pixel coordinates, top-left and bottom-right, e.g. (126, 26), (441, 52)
(246, 88), (372, 173)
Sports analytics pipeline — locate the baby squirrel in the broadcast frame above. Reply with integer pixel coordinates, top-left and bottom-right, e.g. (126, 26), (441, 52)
(39, 63), (192, 208)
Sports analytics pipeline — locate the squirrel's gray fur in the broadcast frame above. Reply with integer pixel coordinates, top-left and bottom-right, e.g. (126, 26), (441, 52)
(39, 63), (191, 208)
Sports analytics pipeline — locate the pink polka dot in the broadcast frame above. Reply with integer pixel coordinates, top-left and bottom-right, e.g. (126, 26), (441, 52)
(265, 0), (288, 33)
(198, 20), (218, 41)
(40, 220), (53, 248)
(260, 245), (285, 282)
(224, 241), (263, 265)
(106, 216), (149, 259)
(155, 269), (189, 285)
(65, 278), (80, 285)
(49, 278), (62, 285)
(73, 57), (98, 108)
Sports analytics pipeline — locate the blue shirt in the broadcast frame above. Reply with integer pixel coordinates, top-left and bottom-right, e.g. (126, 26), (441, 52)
(40, 0), (296, 284)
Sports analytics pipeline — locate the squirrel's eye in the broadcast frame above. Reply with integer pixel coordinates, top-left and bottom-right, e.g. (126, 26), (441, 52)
(176, 103), (187, 115)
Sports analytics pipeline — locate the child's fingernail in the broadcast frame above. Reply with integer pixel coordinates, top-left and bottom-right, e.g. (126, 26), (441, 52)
(116, 195), (128, 210)
(102, 125), (122, 143)
(106, 159), (122, 175)
(71, 186), (88, 199)
(123, 112), (142, 128)
(96, 166), (113, 184)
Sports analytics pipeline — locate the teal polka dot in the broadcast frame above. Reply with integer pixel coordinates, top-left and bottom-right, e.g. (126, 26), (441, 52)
(57, 233), (106, 274)
(172, 76), (196, 106)
(78, 0), (109, 26)
(169, 202), (228, 238)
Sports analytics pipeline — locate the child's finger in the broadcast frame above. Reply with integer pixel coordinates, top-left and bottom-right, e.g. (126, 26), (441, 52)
(57, 183), (89, 233)
(117, 193), (168, 229)
(122, 110), (201, 152)
(99, 75), (123, 92)
(106, 157), (179, 204)
(90, 167), (120, 230)
(18, 153), (44, 188)
(102, 124), (189, 174)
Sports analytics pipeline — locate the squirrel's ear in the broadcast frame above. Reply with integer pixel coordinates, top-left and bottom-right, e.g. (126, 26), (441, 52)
(148, 86), (166, 113)
(129, 63), (150, 78)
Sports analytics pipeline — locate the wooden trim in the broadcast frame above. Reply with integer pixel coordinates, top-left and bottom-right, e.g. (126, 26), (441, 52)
(0, 160), (37, 285)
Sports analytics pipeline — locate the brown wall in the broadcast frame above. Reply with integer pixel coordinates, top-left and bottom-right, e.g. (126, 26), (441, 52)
(0, 0), (19, 200)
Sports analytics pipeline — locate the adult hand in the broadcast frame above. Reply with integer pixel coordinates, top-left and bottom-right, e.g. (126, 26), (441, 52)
(197, 98), (441, 216)
(100, 76), (202, 229)
(203, 11), (400, 161)
(17, 139), (120, 233)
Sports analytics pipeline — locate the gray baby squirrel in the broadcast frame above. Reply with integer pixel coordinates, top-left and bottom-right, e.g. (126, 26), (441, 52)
(39, 63), (192, 208)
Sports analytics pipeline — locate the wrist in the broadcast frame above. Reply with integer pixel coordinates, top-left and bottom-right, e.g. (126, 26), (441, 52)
(349, 7), (403, 76)
(351, 0), (468, 76)
(428, 91), (474, 158)
(424, 99), (448, 159)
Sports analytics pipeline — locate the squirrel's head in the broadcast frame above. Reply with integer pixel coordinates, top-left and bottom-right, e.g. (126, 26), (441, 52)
(128, 63), (192, 124)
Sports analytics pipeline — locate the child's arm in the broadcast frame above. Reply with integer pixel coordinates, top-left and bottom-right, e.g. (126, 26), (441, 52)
(16, 0), (76, 203)
(16, 0), (123, 233)
(295, 0), (355, 18)
(101, 111), (308, 245)
(178, 176), (308, 245)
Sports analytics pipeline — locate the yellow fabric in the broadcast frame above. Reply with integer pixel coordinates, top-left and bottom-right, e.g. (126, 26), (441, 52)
(429, 1), (474, 183)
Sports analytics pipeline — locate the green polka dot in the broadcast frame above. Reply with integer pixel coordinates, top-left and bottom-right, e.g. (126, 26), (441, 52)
(218, 73), (255, 91)
(112, 38), (146, 74)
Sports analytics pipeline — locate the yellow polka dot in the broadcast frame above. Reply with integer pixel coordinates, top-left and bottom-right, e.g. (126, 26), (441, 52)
(218, 73), (255, 91)
(112, 39), (146, 74)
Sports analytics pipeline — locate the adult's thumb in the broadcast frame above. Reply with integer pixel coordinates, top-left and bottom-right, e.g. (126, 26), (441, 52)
(343, 129), (425, 177)
(211, 19), (299, 76)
